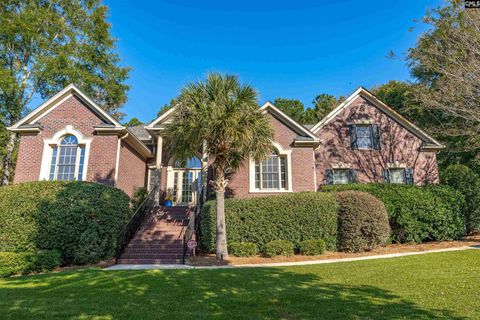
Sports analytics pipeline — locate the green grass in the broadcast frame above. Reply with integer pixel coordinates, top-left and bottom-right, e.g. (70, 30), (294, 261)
(1, 250), (479, 319)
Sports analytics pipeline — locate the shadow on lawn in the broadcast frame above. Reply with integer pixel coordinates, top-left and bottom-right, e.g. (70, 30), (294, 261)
(0, 268), (465, 320)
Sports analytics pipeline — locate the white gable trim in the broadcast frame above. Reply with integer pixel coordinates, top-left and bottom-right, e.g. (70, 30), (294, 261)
(10, 83), (123, 129)
(310, 87), (444, 148)
(146, 105), (178, 129)
(260, 101), (320, 141)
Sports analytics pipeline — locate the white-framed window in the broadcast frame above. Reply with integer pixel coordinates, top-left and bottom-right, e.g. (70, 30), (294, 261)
(40, 126), (91, 181)
(249, 143), (292, 192)
(333, 169), (350, 184)
(383, 167), (414, 185)
(356, 125), (373, 149)
(49, 135), (85, 181)
(350, 124), (381, 150)
(254, 152), (287, 190)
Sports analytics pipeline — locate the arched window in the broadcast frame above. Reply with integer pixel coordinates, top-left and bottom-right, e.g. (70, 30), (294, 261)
(49, 135), (86, 181)
(254, 151), (287, 190)
(173, 156), (202, 169)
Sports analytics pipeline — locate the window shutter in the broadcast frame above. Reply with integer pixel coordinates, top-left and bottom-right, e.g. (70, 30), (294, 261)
(348, 169), (358, 183)
(372, 124), (381, 150)
(382, 169), (390, 183)
(349, 125), (358, 149)
(405, 168), (414, 185)
(325, 169), (333, 185)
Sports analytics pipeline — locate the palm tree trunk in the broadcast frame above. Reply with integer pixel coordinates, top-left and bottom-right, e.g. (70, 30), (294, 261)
(2, 133), (16, 185)
(215, 164), (228, 260)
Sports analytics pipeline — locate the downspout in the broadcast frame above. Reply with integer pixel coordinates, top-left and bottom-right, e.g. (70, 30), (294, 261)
(312, 148), (318, 191)
(114, 132), (129, 187)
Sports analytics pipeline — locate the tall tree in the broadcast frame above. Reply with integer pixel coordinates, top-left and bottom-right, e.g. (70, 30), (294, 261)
(371, 80), (435, 129)
(312, 93), (342, 121)
(0, 0), (130, 184)
(166, 73), (273, 259)
(123, 117), (143, 127)
(407, 0), (480, 170)
(273, 98), (305, 123)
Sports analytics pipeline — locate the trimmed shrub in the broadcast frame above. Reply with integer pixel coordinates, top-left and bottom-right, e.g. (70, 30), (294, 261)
(229, 242), (258, 257)
(265, 240), (294, 257)
(0, 250), (61, 277)
(322, 184), (465, 243)
(0, 181), (132, 265)
(442, 164), (480, 233)
(334, 191), (390, 252)
(299, 240), (326, 256)
(131, 187), (148, 211)
(199, 192), (339, 253)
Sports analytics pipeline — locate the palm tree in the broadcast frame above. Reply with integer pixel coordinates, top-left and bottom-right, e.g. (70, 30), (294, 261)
(166, 73), (273, 259)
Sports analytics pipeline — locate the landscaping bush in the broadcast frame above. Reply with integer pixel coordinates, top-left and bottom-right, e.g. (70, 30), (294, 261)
(0, 250), (61, 277)
(265, 240), (294, 257)
(334, 191), (390, 252)
(442, 164), (480, 233)
(322, 184), (465, 243)
(131, 187), (148, 211)
(299, 240), (326, 256)
(200, 192), (339, 253)
(229, 242), (258, 257)
(0, 181), (132, 265)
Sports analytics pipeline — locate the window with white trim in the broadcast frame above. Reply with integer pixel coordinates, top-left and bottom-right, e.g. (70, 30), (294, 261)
(49, 135), (86, 181)
(333, 169), (349, 185)
(254, 152), (287, 190)
(389, 168), (406, 184)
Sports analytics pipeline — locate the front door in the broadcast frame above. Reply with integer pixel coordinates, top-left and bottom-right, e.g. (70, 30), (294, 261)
(172, 169), (202, 206)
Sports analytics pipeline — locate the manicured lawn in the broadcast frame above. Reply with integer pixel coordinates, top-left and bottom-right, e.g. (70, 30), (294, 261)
(0, 250), (479, 319)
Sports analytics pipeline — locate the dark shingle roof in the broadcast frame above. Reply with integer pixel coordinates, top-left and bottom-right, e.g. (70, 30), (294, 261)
(128, 125), (151, 141)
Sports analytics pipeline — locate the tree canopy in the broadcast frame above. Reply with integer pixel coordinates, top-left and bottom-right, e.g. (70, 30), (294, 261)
(0, 0), (130, 184)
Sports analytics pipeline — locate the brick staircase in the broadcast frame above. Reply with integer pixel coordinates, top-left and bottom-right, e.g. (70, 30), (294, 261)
(118, 206), (191, 264)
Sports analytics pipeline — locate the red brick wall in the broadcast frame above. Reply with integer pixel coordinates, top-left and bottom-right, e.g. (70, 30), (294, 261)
(14, 95), (118, 187)
(227, 113), (316, 198)
(117, 140), (147, 197)
(313, 96), (439, 186)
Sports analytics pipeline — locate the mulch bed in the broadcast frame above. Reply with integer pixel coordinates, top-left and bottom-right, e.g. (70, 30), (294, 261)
(187, 234), (480, 266)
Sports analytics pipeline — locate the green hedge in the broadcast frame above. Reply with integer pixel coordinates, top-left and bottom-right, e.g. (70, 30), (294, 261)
(441, 164), (480, 233)
(199, 192), (339, 253)
(334, 191), (390, 252)
(0, 181), (132, 265)
(322, 184), (465, 243)
(0, 250), (61, 277)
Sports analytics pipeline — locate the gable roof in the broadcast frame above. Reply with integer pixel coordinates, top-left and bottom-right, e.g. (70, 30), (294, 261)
(310, 87), (444, 149)
(145, 105), (177, 130)
(8, 84), (152, 158)
(259, 101), (320, 142)
(9, 84), (123, 129)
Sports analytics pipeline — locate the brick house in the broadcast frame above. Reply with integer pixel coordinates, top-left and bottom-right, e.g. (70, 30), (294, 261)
(8, 84), (443, 202)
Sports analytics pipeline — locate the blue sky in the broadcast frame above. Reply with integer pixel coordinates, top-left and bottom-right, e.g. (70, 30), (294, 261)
(103, 0), (441, 123)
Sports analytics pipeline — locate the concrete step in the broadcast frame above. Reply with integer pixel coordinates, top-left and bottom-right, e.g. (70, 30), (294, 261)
(118, 258), (183, 264)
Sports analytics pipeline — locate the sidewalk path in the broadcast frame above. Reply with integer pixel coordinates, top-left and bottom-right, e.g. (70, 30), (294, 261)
(105, 245), (480, 270)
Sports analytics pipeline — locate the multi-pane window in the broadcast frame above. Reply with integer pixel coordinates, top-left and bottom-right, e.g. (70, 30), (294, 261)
(49, 135), (86, 181)
(254, 153), (287, 190)
(333, 169), (349, 184)
(350, 124), (380, 150)
(389, 168), (406, 184)
(355, 125), (373, 149)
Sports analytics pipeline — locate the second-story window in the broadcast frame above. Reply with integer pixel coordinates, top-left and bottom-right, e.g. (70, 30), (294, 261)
(349, 124), (381, 150)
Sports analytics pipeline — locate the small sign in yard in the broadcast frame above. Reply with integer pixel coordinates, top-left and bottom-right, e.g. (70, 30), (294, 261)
(187, 240), (197, 250)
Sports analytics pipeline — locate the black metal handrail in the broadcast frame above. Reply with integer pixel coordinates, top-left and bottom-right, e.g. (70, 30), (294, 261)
(117, 186), (158, 260)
